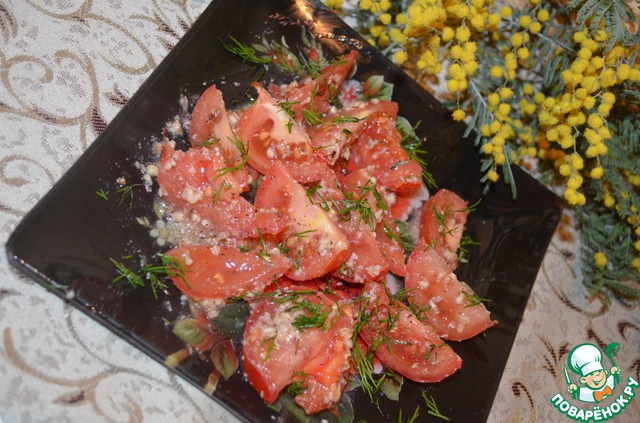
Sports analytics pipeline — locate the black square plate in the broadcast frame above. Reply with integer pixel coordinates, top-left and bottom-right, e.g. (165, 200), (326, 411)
(6, 1), (563, 421)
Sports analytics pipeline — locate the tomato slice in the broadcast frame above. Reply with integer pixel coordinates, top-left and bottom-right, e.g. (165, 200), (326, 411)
(284, 50), (358, 123)
(236, 83), (332, 183)
(375, 215), (407, 277)
(419, 188), (469, 269)
(349, 113), (423, 193)
(293, 301), (355, 414)
(165, 245), (290, 300)
(357, 292), (462, 383)
(157, 144), (286, 239)
(189, 84), (251, 189)
(405, 239), (498, 341)
(242, 287), (355, 412)
(331, 213), (389, 283)
(254, 161), (350, 280)
(341, 169), (406, 277)
(306, 99), (398, 165)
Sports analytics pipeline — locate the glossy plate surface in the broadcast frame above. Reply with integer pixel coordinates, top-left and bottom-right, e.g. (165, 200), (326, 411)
(6, 1), (563, 421)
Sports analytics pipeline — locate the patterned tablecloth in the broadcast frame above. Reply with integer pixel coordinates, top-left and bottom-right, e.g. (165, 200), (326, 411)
(0, 1), (638, 422)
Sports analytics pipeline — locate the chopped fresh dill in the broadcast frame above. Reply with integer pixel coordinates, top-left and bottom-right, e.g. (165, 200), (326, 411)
(432, 204), (456, 237)
(110, 258), (144, 288)
(333, 115), (365, 125)
(461, 291), (492, 308)
(302, 107), (324, 126)
(457, 234), (480, 263)
(351, 338), (383, 400)
(195, 135), (220, 147)
(212, 136), (249, 181)
(212, 181), (230, 205)
(301, 54), (322, 79)
(110, 253), (188, 300)
(263, 335), (277, 362)
(306, 184), (331, 212)
(276, 240), (289, 255)
(422, 392), (450, 421)
(95, 188), (108, 201)
(220, 35), (272, 65)
(286, 298), (332, 331)
(396, 287), (432, 322)
(293, 229), (317, 238)
(256, 229), (271, 262)
(462, 198), (481, 213)
(336, 179), (384, 231)
(291, 249), (302, 270)
(278, 100), (299, 133)
(424, 343), (444, 362)
(396, 117), (436, 189)
(116, 185), (136, 210)
(287, 371), (309, 396)
(306, 184), (321, 199)
(397, 406), (421, 423)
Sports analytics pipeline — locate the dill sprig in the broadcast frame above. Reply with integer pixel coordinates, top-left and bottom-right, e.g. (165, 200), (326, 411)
(351, 336), (383, 400)
(458, 234), (480, 264)
(337, 179), (385, 231)
(422, 392), (450, 421)
(461, 291), (492, 308)
(302, 107), (324, 126)
(333, 115), (365, 125)
(286, 298), (333, 331)
(195, 135), (220, 148)
(212, 136), (249, 181)
(110, 253), (188, 300)
(220, 35), (272, 65)
(396, 116), (436, 189)
(95, 188), (108, 201)
(287, 371), (309, 396)
(116, 185), (137, 210)
(397, 406), (421, 423)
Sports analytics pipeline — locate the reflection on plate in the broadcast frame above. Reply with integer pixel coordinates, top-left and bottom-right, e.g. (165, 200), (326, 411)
(6, 1), (562, 422)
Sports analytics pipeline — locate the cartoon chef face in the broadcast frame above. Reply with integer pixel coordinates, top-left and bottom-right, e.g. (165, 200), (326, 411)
(581, 368), (609, 390)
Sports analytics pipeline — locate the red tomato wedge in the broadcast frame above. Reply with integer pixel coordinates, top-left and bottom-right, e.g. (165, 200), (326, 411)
(157, 144), (285, 238)
(255, 161), (350, 280)
(189, 84), (251, 189)
(341, 169), (406, 277)
(332, 213), (389, 283)
(375, 214), (407, 277)
(405, 239), (497, 341)
(293, 305), (355, 414)
(242, 287), (355, 412)
(165, 245), (290, 300)
(349, 113), (423, 193)
(306, 99), (397, 165)
(236, 83), (332, 183)
(357, 288), (462, 383)
(419, 188), (469, 269)
(284, 50), (358, 122)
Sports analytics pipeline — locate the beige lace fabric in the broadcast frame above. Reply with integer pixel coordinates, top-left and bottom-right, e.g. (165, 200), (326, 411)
(0, 1), (638, 422)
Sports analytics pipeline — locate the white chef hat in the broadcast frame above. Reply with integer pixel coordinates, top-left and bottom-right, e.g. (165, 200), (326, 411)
(568, 343), (604, 377)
